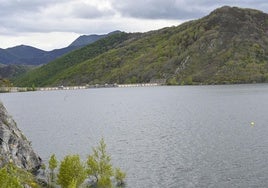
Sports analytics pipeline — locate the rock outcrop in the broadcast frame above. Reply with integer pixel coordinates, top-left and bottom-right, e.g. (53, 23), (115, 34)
(0, 102), (42, 173)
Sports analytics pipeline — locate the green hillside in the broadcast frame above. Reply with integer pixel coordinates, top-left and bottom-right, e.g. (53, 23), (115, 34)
(15, 6), (268, 86)
(14, 32), (136, 86)
(0, 64), (35, 80)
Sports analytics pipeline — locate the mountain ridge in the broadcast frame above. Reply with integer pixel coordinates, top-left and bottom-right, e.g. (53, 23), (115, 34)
(15, 6), (268, 86)
(0, 31), (122, 79)
(0, 31), (121, 66)
(69, 30), (121, 47)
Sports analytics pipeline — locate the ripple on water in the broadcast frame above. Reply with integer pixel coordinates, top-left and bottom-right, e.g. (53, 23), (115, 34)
(1, 85), (268, 187)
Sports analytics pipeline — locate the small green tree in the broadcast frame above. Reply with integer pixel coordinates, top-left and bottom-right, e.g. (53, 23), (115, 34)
(167, 77), (178, 85)
(32, 83), (36, 91)
(48, 154), (58, 183)
(98, 176), (112, 187)
(57, 155), (87, 188)
(67, 179), (77, 188)
(87, 138), (113, 186)
(115, 168), (126, 186)
(6, 163), (39, 188)
(0, 167), (23, 188)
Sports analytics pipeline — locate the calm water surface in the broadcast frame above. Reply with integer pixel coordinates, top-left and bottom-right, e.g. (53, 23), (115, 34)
(1, 85), (268, 187)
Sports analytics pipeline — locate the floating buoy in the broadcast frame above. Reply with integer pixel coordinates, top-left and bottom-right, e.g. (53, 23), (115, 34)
(250, 122), (255, 126)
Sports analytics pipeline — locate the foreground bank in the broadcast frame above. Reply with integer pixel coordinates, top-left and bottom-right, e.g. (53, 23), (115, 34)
(0, 102), (42, 171)
(0, 101), (126, 187)
(0, 102), (42, 187)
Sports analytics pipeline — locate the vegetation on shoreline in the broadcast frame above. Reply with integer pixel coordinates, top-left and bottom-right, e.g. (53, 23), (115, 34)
(0, 138), (126, 188)
(0, 163), (39, 188)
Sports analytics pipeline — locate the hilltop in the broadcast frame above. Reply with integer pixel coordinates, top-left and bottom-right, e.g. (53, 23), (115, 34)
(15, 6), (268, 86)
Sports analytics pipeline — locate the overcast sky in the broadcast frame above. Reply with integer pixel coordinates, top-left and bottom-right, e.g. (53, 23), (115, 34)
(1, 0), (268, 51)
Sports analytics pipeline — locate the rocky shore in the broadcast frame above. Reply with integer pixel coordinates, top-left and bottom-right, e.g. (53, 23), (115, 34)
(0, 102), (42, 173)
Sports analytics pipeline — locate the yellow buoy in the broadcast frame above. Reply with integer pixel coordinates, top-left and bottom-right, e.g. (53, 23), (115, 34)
(250, 122), (255, 126)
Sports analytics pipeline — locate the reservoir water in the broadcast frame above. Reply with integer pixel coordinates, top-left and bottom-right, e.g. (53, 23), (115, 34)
(1, 85), (268, 187)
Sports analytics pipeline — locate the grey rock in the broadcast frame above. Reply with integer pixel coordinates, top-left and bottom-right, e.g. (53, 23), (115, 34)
(0, 102), (42, 173)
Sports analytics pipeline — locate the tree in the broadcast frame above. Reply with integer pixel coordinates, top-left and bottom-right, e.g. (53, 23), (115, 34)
(67, 179), (77, 188)
(0, 167), (23, 188)
(86, 138), (126, 187)
(97, 176), (112, 187)
(115, 167), (126, 186)
(57, 155), (87, 188)
(0, 163), (38, 188)
(48, 154), (58, 183)
(0, 78), (12, 92)
(87, 138), (113, 186)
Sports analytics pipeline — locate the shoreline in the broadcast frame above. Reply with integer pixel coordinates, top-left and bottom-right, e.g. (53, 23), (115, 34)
(1, 82), (268, 93)
(0, 83), (162, 93)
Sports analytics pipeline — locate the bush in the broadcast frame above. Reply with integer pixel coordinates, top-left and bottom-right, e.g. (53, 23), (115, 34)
(87, 138), (113, 186)
(57, 155), (87, 188)
(0, 166), (23, 188)
(87, 138), (126, 187)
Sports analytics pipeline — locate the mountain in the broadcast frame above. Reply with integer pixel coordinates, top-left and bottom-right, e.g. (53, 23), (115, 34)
(4, 45), (47, 65)
(15, 6), (268, 86)
(14, 32), (136, 86)
(0, 64), (35, 79)
(0, 31), (121, 66)
(0, 44), (75, 65)
(69, 30), (121, 47)
(6, 45), (46, 59)
(0, 48), (17, 63)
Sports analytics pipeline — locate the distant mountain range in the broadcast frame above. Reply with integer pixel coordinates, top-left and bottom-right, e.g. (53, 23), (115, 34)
(14, 6), (268, 86)
(0, 31), (121, 66)
(0, 31), (120, 79)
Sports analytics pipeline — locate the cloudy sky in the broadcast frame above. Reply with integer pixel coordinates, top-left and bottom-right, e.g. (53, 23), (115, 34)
(1, 0), (268, 51)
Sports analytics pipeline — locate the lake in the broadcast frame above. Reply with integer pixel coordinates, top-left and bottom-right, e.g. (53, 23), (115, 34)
(1, 84), (268, 187)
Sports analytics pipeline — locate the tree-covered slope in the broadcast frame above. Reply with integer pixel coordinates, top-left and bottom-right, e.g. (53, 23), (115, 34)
(0, 64), (35, 80)
(15, 6), (268, 86)
(15, 32), (136, 86)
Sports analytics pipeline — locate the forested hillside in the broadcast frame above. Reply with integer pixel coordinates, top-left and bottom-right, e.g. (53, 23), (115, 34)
(15, 6), (268, 86)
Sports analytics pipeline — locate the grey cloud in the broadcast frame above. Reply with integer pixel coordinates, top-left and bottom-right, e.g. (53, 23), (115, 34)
(1, 0), (268, 36)
(0, 0), (116, 34)
(0, 0), (67, 16)
(71, 3), (115, 19)
(110, 0), (268, 20)
(109, 0), (214, 19)
(0, 0), (115, 20)
(110, 0), (200, 19)
(1, 0), (268, 50)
